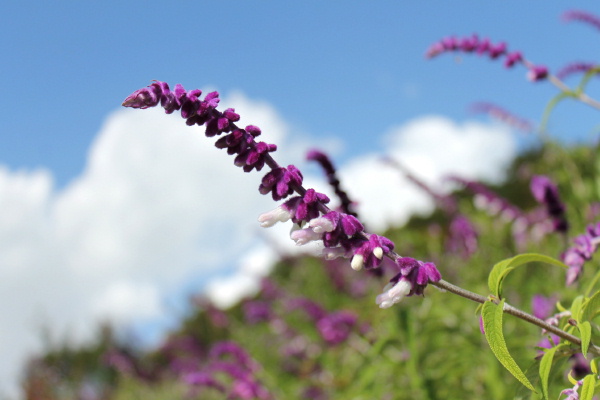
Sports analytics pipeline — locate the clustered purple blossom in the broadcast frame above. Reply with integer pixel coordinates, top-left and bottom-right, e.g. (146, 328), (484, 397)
(561, 221), (600, 285)
(530, 175), (569, 234)
(559, 379), (584, 400)
(448, 176), (558, 250)
(446, 215), (478, 259)
(183, 340), (271, 400)
(286, 297), (358, 345)
(375, 258), (441, 308)
(470, 102), (534, 132)
(307, 149), (358, 217)
(449, 177), (522, 221)
(123, 81), (441, 308)
(562, 9), (600, 32)
(425, 34), (548, 81)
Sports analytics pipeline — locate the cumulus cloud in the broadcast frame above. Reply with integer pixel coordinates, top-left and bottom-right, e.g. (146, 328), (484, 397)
(0, 92), (516, 397)
(0, 92), (312, 397)
(338, 116), (516, 232)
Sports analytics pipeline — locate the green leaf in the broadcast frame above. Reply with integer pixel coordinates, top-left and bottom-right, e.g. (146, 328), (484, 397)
(488, 253), (568, 298)
(581, 290), (600, 322)
(584, 270), (600, 297)
(579, 321), (592, 358)
(482, 300), (536, 392)
(571, 296), (585, 323)
(539, 344), (566, 400)
(580, 374), (596, 400)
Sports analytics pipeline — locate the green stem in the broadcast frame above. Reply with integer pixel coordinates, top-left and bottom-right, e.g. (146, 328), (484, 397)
(431, 279), (600, 357)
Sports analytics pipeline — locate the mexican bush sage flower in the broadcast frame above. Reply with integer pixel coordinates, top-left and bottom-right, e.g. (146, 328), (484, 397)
(562, 9), (600, 31)
(123, 81), (441, 307)
(561, 221), (600, 285)
(426, 34), (548, 82)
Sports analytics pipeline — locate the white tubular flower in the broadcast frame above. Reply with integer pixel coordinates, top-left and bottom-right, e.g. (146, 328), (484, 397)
(290, 227), (322, 246)
(373, 246), (383, 259)
(308, 217), (335, 234)
(258, 206), (291, 228)
(376, 279), (412, 309)
(350, 254), (364, 271)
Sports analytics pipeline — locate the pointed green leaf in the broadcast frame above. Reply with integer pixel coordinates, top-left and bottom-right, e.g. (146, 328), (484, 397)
(482, 300), (536, 392)
(488, 253), (568, 298)
(584, 270), (600, 297)
(580, 374), (596, 400)
(579, 321), (592, 358)
(571, 296), (585, 322)
(581, 290), (600, 322)
(539, 344), (566, 400)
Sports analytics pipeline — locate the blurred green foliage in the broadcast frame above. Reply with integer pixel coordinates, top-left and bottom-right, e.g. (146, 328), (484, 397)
(21, 140), (600, 399)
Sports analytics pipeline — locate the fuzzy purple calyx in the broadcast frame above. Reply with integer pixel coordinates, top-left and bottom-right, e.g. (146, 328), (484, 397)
(350, 234), (394, 270)
(376, 258), (441, 307)
(258, 165), (303, 201)
(283, 189), (330, 224)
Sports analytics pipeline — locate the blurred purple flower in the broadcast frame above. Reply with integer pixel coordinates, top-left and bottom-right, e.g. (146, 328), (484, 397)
(469, 102), (534, 132)
(425, 34), (548, 81)
(307, 149), (358, 217)
(446, 215), (478, 258)
(561, 221), (600, 285)
(243, 300), (273, 324)
(316, 310), (358, 346)
(562, 9), (600, 31)
(557, 62), (599, 80)
(531, 294), (556, 320)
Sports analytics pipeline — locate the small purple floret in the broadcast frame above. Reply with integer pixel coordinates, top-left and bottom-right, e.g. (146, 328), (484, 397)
(258, 166), (303, 201)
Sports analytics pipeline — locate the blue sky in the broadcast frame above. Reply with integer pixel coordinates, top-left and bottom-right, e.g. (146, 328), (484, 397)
(2, 2), (600, 396)
(2, 2), (600, 188)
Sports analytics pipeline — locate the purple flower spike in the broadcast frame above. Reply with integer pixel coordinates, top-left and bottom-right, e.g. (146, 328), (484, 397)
(469, 102), (534, 132)
(258, 165), (303, 201)
(557, 62), (599, 80)
(124, 81), (438, 311)
(530, 175), (568, 233)
(307, 149), (358, 217)
(562, 9), (600, 31)
(561, 221), (600, 285)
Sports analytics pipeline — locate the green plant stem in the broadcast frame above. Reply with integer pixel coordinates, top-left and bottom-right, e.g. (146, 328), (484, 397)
(431, 279), (600, 357)
(547, 74), (600, 111)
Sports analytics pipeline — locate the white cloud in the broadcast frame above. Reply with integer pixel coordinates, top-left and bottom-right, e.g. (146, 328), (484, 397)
(0, 92), (308, 397)
(0, 93), (517, 398)
(338, 116), (516, 232)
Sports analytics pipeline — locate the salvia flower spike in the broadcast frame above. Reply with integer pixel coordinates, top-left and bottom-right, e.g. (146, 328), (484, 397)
(425, 34), (548, 82)
(562, 9), (600, 31)
(123, 81), (441, 307)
